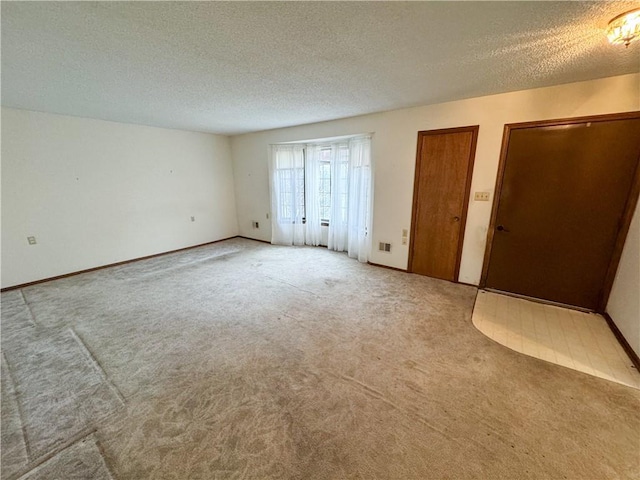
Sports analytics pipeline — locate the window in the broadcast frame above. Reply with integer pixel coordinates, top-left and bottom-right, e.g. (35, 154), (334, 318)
(277, 167), (305, 223)
(273, 144), (348, 226)
(270, 136), (372, 262)
(271, 144), (305, 225)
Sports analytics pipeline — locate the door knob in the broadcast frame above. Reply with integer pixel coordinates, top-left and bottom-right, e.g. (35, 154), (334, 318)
(496, 225), (509, 232)
(453, 216), (460, 222)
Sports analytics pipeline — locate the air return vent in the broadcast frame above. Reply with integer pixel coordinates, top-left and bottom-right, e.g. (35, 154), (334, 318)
(378, 242), (391, 253)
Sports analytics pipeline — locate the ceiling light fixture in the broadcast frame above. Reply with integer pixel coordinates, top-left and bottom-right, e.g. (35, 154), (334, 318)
(607, 8), (640, 47)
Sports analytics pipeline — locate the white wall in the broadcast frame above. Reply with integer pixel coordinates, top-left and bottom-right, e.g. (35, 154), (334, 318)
(1, 108), (239, 288)
(231, 74), (640, 286)
(607, 206), (640, 357)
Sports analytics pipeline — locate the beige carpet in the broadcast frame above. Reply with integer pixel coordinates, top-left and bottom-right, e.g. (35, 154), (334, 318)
(1, 238), (639, 479)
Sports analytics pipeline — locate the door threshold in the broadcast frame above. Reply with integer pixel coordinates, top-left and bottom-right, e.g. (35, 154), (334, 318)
(482, 288), (594, 313)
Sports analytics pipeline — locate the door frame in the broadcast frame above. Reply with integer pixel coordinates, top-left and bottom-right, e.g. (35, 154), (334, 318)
(408, 125), (479, 282)
(479, 111), (640, 312)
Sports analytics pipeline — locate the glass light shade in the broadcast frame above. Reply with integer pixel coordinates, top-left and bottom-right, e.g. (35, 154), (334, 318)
(607, 9), (640, 46)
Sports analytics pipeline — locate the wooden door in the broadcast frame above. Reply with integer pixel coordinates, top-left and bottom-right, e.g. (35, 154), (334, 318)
(483, 114), (640, 310)
(409, 126), (478, 281)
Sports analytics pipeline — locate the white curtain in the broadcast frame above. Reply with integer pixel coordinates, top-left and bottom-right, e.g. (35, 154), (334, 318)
(327, 142), (349, 251)
(269, 136), (372, 261)
(269, 144), (306, 245)
(346, 136), (372, 262)
(327, 136), (372, 262)
(304, 145), (323, 246)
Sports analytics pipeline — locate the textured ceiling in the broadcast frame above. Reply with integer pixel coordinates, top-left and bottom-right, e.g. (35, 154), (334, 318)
(2, 1), (639, 135)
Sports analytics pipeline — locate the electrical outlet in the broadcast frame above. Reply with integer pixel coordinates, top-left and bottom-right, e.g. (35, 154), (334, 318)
(253, 221), (260, 229)
(266, 213), (270, 220)
(474, 191), (491, 201)
(190, 216), (195, 222)
(27, 236), (37, 245)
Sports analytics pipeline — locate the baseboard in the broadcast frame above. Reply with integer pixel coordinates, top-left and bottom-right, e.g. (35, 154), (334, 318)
(367, 263), (482, 287)
(603, 312), (640, 371)
(367, 261), (407, 273)
(0, 236), (239, 292)
(237, 236), (271, 245)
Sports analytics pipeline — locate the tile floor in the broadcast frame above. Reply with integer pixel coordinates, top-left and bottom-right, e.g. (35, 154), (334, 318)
(472, 290), (640, 389)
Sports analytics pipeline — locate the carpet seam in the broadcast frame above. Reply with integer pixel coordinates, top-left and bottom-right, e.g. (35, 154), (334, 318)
(11, 429), (98, 480)
(93, 436), (117, 480)
(329, 370), (495, 455)
(19, 289), (38, 328)
(68, 328), (127, 406)
(2, 352), (33, 463)
(260, 273), (319, 297)
(329, 371), (451, 437)
(18, 289), (27, 306)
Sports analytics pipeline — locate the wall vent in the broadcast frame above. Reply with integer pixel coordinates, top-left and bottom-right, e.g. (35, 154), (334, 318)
(378, 242), (391, 253)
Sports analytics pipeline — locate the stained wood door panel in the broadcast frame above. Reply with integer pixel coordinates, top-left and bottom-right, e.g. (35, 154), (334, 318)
(410, 127), (478, 281)
(485, 117), (640, 310)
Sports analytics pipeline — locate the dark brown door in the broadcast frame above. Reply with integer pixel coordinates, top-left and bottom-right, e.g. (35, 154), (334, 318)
(409, 126), (478, 281)
(485, 116), (640, 310)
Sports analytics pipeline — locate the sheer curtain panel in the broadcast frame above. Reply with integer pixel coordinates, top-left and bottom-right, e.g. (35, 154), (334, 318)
(346, 136), (372, 262)
(327, 142), (350, 252)
(269, 144), (306, 245)
(327, 136), (372, 262)
(304, 145), (323, 246)
(269, 135), (373, 261)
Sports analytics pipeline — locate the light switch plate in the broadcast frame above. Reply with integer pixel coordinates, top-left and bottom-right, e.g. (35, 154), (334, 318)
(474, 191), (491, 201)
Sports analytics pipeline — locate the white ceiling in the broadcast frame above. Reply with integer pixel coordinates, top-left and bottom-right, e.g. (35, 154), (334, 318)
(2, 1), (639, 135)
